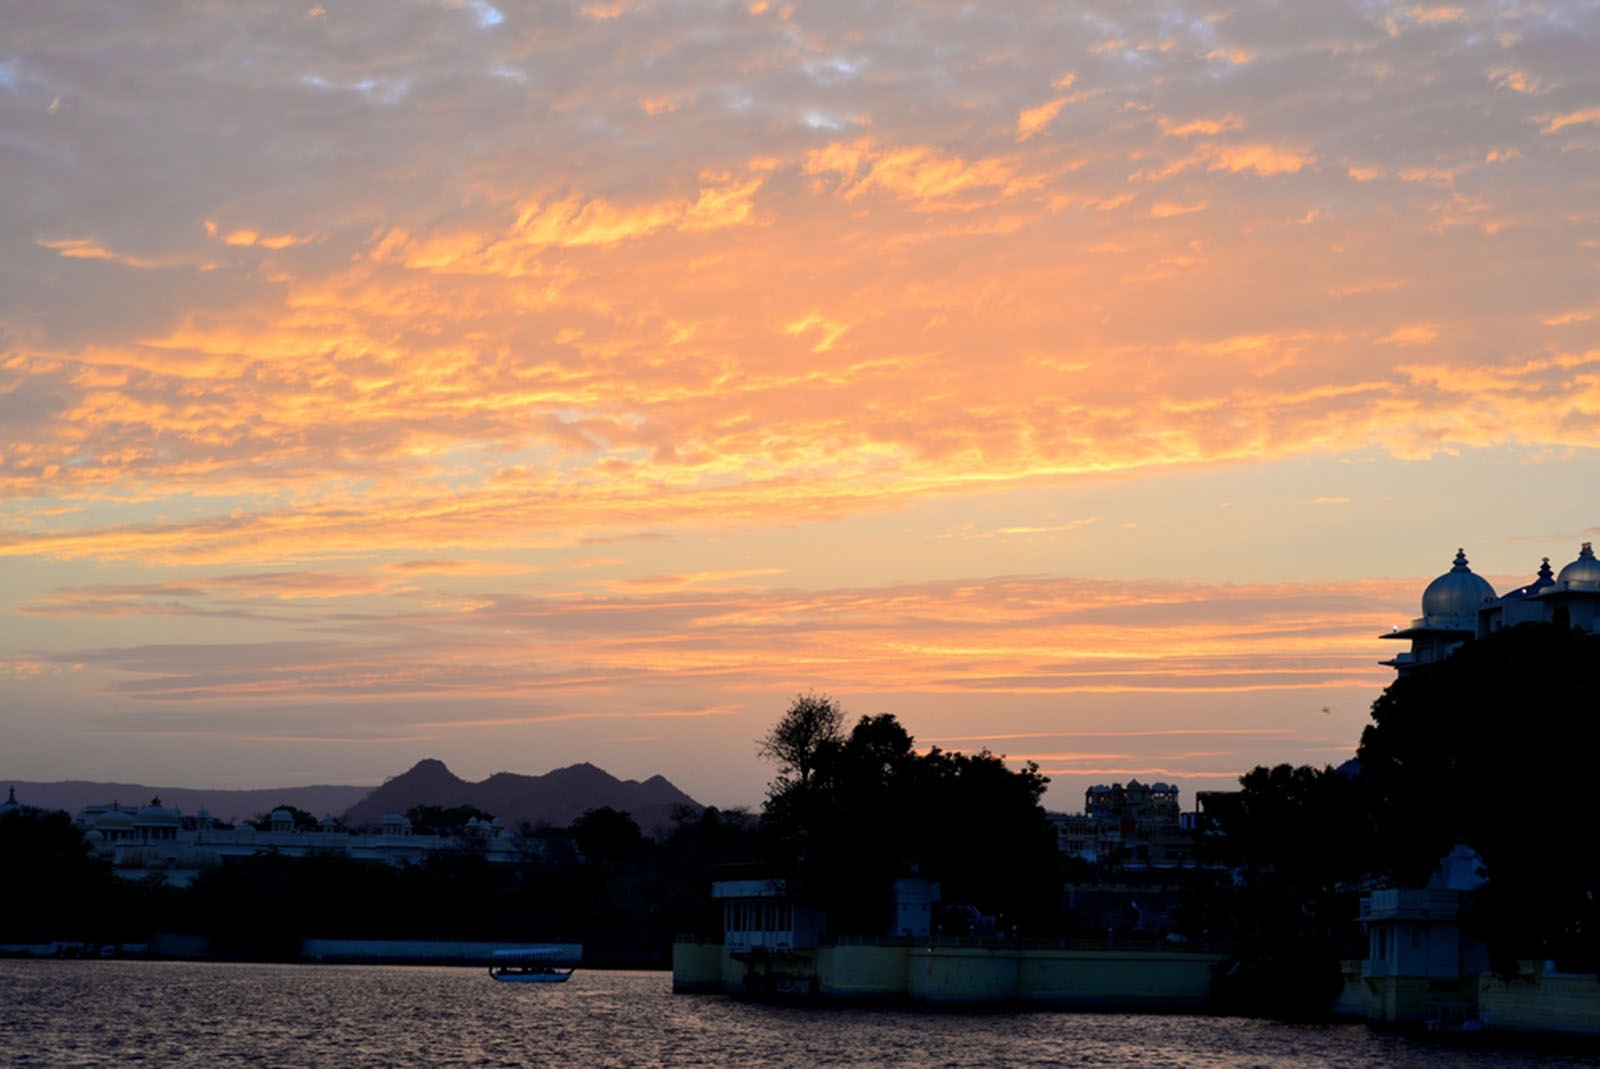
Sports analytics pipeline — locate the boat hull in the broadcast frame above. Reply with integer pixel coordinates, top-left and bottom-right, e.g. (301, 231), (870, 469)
(490, 968), (574, 983)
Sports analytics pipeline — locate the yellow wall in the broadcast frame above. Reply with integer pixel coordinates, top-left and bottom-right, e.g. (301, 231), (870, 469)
(676, 940), (1600, 1036)
(1012, 949), (1219, 1008)
(1330, 960), (1369, 1019)
(1479, 967), (1600, 1035)
(907, 947), (1021, 1003)
(670, 941), (723, 993)
(674, 940), (1225, 1007)
(816, 944), (907, 998)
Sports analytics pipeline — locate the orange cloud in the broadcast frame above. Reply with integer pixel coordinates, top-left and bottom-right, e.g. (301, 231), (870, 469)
(1159, 115), (1243, 139)
(1204, 48), (1253, 66)
(1539, 107), (1600, 134)
(805, 139), (1018, 204)
(35, 574), (1412, 708)
(1406, 5), (1464, 23)
(1208, 144), (1310, 176)
(36, 238), (216, 271)
(1149, 200), (1207, 218)
(1376, 324), (1439, 346)
(375, 169), (769, 275)
(1488, 68), (1547, 96)
(1017, 98), (1068, 142)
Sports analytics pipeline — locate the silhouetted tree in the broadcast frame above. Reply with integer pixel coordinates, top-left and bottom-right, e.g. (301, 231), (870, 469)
(570, 806), (647, 864)
(0, 807), (120, 943)
(1204, 622), (1600, 1000)
(404, 803), (496, 836)
(760, 707), (1062, 934)
(656, 806), (759, 937)
(757, 691), (845, 791)
(1203, 763), (1369, 889)
(1357, 622), (1600, 971)
(1202, 764), (1369, 1018)
(247, 805), (319, 832)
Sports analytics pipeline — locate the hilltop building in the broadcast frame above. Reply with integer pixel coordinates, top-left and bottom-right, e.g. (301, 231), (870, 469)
(1380, 543), (1600, 676)
(1052, 780), (1195, 870)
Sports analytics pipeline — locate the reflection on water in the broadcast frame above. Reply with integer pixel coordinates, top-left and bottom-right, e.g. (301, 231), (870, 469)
(2, 960), (1597, 1068)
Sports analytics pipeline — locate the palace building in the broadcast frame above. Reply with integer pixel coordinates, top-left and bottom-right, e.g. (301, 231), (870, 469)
(1380, 543), (1600, 676)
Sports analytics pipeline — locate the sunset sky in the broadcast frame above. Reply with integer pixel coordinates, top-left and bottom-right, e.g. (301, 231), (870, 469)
(2, 0), (1597, 811)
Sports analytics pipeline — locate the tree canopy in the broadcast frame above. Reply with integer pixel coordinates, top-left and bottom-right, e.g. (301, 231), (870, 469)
(757, 691), (845, 791)
(759, 700), (1060, 934)
(1356, 622), (1600, 969)
(404, 803), (495, 836)
(1211, 622), (1600, 976)
(248, 804), (320, 832)
(569, 806), (647, 863)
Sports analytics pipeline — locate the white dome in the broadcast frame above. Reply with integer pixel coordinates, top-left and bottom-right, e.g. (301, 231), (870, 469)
(1556, 542), (1600, 590)
(1420, 549), (1497, 617)
(136, 805), (180, 826)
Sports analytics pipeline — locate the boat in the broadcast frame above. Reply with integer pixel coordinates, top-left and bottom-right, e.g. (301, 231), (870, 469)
(488, 946), (579, 983)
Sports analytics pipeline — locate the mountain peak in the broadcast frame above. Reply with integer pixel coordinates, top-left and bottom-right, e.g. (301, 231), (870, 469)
(344, 759), (699, 835)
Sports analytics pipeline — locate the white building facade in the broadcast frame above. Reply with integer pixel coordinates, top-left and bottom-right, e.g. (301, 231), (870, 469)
(1380, 543), (1600, 676)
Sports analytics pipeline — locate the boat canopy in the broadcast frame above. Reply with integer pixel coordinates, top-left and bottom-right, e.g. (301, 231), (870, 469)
(492, 946), (578, 961)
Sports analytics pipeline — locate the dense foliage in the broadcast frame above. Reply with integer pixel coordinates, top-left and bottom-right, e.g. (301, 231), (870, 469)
(1197, 764), (1368, 1017)
(1207, 622), (1600, 989)
(759, 698), (1062, 934)
(1357, 622), (1600, 972)
(0, 808), (150, 945)
(246, 805), (319, 832)
(403, 803), (495, 836)
(0, 803), (758, 965)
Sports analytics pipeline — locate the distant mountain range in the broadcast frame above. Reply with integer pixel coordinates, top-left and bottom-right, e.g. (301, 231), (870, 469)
(3, 759), (702, 836)
(341, 759), (701, 835)
(0, 781), (370, 826)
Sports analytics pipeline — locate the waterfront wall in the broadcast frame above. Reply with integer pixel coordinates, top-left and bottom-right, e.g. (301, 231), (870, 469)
(1478, 965), (1600, 1035)
(673, 940), (1225, 1008)
(1010, 948), (1219, 1009)
(1330, 960), (1368, 1019)
(671, 942), (723, 993)
(1330, 958), (1600, 1035)
(816, 944), (908, 999)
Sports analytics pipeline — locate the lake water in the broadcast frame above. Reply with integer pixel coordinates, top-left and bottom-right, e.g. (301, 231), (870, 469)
(3, 960), (1597, 1067)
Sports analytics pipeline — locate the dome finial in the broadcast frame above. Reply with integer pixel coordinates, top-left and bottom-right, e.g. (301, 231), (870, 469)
(1556, 543), (1600, 589)
(1422, 549), (1497, 615)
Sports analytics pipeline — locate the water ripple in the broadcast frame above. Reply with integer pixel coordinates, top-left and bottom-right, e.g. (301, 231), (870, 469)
(2, 960), (1597, 1068)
